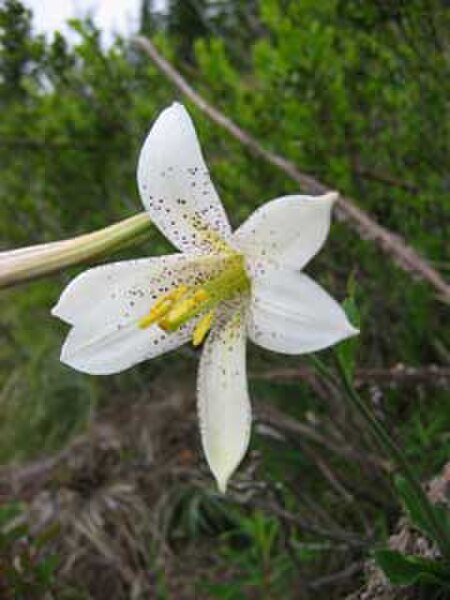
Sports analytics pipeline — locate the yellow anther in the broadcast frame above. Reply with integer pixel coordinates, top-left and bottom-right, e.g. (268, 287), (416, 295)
(161, 288), (210, 331)
(192, 310), (215, 347)
(138, 284), (188, 329)
(192, 289), (209, 303)
(141, 253), (250, 335)
(139, 299), (171, 329)
(170, 284), (189, 302)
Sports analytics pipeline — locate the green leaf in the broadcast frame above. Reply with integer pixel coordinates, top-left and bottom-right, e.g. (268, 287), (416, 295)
(375, 549), (450, 587)
(335, 277), (360, 380)
(35, 554), (59, 585)
(0, 502), (23, 527)
(395, 475), (450, 543)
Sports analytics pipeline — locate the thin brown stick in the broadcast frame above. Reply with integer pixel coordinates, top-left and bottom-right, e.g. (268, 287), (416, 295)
(251, 364), (450, 388)
(134, 36), (450, 303)
(308, 561), (365, 590)
(255, 402), (387, 469)
(353, 164), (419, 194)
(300, 444), (355, 502)
(247, 500), (369, 548)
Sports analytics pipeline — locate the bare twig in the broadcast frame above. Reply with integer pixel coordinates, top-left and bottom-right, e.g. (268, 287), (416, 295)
(300, 443), (355, 502)
(254, 402), (388, 469)
(353, 164), (419, 194)
(134, 36), (450, 303)
(249, 501), (370, 548)
(308, 561), (365, 590)
(251, 364), (450, 388)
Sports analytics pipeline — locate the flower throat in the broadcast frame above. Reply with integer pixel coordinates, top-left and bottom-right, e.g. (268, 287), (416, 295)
(138, 253), (250, 346)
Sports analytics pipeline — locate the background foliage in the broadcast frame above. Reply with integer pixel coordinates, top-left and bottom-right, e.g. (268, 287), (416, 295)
(0, 1), (449, 598)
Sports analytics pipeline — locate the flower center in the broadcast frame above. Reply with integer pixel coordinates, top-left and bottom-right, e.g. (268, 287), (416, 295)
(139, 253), (250, 345)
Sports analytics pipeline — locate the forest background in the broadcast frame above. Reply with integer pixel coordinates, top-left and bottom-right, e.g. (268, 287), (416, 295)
(0, 1), (449, 598)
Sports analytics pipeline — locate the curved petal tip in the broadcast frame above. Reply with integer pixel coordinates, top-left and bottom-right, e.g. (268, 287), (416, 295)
(51, 301), (65, 322)
(216, 473), (230, 495)
(160, 101), (188, 121)
(321, 191), (339, 204)
(347, 323), (360, 337)
(169, 100), (186, 111)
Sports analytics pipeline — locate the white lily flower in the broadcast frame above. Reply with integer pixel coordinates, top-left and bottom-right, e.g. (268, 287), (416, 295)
(52, 103), (358, 493)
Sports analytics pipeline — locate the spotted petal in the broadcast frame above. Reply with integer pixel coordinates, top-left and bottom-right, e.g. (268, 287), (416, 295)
(52, 253), (228, 375)
(137, 103), (232, 254)
(248, 269), (358, 355)
(233, 193), (337, 273)
(197, 304), (251, 493)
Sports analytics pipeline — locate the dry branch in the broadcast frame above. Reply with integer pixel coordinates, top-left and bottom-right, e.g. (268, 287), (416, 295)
(251, 364), (450, 388)
(255, 402), (387, 469)
(135, 36), (450, 303)
(353, 164), (420, 194)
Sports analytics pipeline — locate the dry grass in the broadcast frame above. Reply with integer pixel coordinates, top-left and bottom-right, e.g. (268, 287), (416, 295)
(1, 369), (446, 599)
(1, 377), (210, 598)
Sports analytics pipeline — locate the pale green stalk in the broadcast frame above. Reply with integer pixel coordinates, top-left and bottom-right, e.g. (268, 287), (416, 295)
(0, 212), (152, 288)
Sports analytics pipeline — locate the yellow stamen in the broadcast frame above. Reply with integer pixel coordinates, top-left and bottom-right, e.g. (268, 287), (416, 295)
(138, 284), (188, 329)
(192, 310), (215, 347)
(160, 288), (210, 331)
(138, 253), (251, 338)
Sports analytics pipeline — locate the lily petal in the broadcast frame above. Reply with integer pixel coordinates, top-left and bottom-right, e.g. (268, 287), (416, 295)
(59, 317), (191, 376)
(52, 253), (226, 326)
(233, 193), (337, 272)
(52, 253), (227, 375)
(137, 103), (232, 254)
(197, 305), (251, 493)
(248, 269), (358, 355)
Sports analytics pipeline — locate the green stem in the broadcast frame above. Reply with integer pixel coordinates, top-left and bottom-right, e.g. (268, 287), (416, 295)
(335, 355), (450, 560)
(0, 212), (152, 288)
